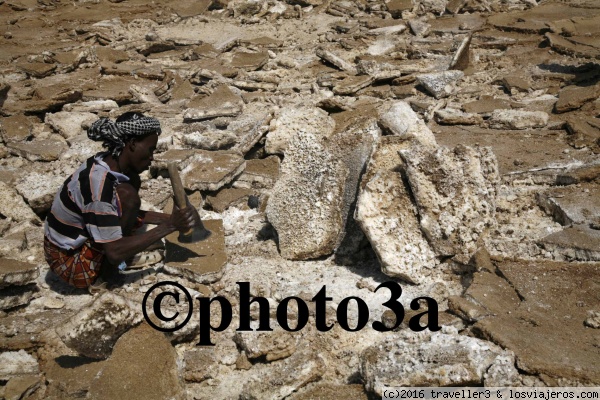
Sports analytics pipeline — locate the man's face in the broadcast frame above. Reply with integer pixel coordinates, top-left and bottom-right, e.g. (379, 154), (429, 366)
(130, 134), (158, 173)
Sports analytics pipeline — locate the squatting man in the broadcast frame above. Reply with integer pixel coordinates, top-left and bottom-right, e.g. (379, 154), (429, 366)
(44, 112), (200, 293)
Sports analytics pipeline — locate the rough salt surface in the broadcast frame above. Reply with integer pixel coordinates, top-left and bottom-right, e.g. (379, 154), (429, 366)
(488, 110), (549, 130)
(15, 172), (65, 214)
(417, 70), (464, 99)
(0, 181), (40, 223)
(355, 137), (437, 284)
(45, 111), (98, 140)
(266, 132), (348, 260)
(0, 350), (39, 380)
(55, 293), (142, 359)
(399, 142), (499, 261)
(357, 170), (437, 284)
(265, 106), (335, 155)
(378, 101), (437, 147)
(361, 331), (513, 395)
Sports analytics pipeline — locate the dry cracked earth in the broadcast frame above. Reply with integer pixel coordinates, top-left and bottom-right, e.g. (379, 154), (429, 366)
(0, 0), (600, 398)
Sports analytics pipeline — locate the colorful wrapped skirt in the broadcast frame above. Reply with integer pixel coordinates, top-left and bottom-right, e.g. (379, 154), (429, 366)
(43, 237), (105, 288)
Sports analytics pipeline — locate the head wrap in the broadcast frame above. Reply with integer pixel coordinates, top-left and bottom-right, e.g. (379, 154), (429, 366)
(87, 114), (161, 157)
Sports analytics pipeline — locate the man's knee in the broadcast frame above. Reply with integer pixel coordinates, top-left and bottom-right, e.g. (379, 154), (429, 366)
(116, 183), (141, 212)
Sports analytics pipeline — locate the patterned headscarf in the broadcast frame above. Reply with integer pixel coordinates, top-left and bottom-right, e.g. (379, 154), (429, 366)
(87, 113), (161, 157)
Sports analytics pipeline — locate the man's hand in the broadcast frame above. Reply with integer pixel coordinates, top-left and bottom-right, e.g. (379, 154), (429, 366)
(183, 197), (202, 227)
(169, 204), (197, 232)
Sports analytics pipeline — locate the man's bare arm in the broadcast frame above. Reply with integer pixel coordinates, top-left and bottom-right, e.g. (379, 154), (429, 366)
(102, 206), (195, 265)
(141, 210), (170, 225)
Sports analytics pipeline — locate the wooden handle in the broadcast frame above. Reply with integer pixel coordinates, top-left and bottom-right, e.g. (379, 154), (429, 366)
(167, 163), (188, 210)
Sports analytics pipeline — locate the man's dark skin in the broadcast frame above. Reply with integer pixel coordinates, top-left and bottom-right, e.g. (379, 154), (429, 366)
(98, 132), (199, 282)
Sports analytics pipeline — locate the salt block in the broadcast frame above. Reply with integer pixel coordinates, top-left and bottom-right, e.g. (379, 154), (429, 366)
(163, 219), (227, 284)
(181, 151), (246, 191)
(0, 258), (39, 288)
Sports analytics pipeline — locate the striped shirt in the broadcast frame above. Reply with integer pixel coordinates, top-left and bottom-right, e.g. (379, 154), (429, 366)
(44, 152), (130, 250)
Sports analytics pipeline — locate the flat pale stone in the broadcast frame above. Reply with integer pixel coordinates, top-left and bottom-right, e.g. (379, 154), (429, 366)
(536, 183), (600, 226)
(95, 47), (129, 64)
(55, 293), (142, 359)
(502, 75), (530, 92)
(241, 349), (326, 400)
(399, 142), (499, 261)
(206, 187), (254, 213)
(233, 155), (280, 189)
(538, 224), (600, 262)
(60, 133), (105, 163)
(7, 137), (68, 162)
(378, 101), (437, 147)
(369, 23), (407, 36)
(488, 109), (549, 130)
(268, 107), (380, 261)
(231, 80), (278, 92)
(357, 58), (436, 80)
(266, 106), (335, 155)
(333, 75), (374, 95)
(128, 84), (163, 105)
(0, 231), (28, 258)
(163, 219), (227, 284)
(181, 151), (246, 191)
(15, 171), (65, 214)
(266, 132), (348, 260)
(447, 295), (490, 322)
(417, 70), (464, 99)
(0, 258), (39, 288)
(463, 97), (513, 114)
(565, 115), (600, 152)
(449, 34), (472, 71)
(170, 0), (211, 18)
(151, 148), (197, 173)
(62, 100), (119, 113)
(83, 84), (132, 103)
(40, 354), (105, 398)
(361, 333), (511, 394)
(0, 181), (40, 223)
(184, 85), (244, 121)
(0, 350), (39, 380)
(465, 270), (521, 315)
(546, 32), (600, 62)
(229, 102), (273, 155)
(434, 108), (483, 125)
(356, 137), (437, 284)
(45, 111), (98, 140)
(182, 128), (238, 150)
(556, 163), (600, 185)
(409, 18), (431, 36)
(386, 0), (413, 17)
(168, 77), (196, 107)
(0, 284), (38, 311)
(33, 83), (82, 104)
(43, 297), (65, 310)
(315, 48), (357, 74)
